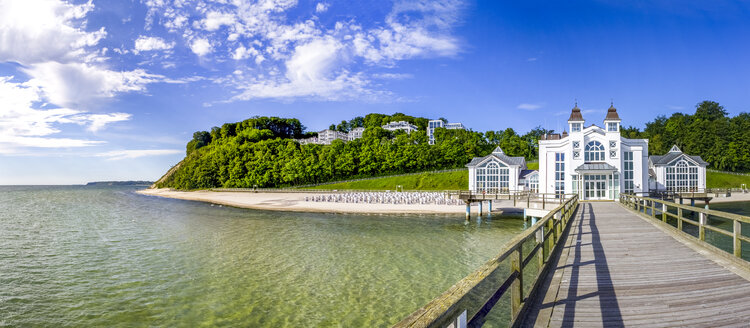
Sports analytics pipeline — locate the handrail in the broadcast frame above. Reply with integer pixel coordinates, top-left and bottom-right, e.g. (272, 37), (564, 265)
(620, 194), (750, 259)
(393, 195), (579, 328)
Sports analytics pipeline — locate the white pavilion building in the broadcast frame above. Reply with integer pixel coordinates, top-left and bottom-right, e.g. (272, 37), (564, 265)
(538, 104), (650, 200)
(466, 147), (529, 193)
(648, 145), (708, 192)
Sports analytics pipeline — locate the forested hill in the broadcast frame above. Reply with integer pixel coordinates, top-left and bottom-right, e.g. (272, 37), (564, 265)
(155, 113), (544, 189)
(621, 101), (750, 172)
(155, 101), (750, 190)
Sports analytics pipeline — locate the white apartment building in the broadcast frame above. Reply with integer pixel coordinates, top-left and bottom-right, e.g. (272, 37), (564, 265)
(317, 129), (347, 144)
(538, 104), (649, 200)
(382, 121), (418, 133)
(348, 127), (365, 141)
(427, 120), (465, 144)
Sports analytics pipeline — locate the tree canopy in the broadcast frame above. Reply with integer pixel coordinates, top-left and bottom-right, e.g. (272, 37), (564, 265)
(159, 114), (545, 189)
(622, 100), (750, 172)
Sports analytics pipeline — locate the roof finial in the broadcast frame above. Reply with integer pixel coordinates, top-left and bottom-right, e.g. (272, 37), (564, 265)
(574, 98), (578, 108)
(611, 98), (614, 107)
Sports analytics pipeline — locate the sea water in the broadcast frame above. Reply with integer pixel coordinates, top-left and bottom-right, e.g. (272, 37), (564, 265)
(0, 186), (524, 327)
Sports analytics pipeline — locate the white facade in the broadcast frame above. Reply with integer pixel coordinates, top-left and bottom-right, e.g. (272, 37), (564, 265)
(466, 147), (527, 193)
(347, 127), (365, 141)
(649, 145), (708, 191)
(382, 121), (418, 133)
(297, 129), (348, 145)
(538, 105), (649, 200)
(427, 120), (465, 144)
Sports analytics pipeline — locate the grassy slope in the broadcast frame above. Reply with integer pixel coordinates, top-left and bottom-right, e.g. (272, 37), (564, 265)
(301, 164), (748, 191)
(302, 170), (468, 191)
(305, 162), (536, 191)
(707, 171), (750, 188)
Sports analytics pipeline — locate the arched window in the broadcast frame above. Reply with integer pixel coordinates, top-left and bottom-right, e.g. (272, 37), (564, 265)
(475, 161), (509, 192)
(666, 160), (699, 191)
(585, 141), (605, 162)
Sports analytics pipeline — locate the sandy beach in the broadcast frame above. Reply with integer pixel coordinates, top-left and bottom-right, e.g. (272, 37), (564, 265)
(137, 189), (468, 214)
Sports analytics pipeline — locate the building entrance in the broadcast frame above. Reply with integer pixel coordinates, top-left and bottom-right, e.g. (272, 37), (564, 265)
(584, 174), (607, 200)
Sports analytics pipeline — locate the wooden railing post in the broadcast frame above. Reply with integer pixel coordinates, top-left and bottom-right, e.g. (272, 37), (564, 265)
(699, 211), (707, 241)
(651, 200), (656, 218)
(677, 207), (683, 231)
(662, 202), (667, 222)
(510, 245), (523, 320)
(538, 225), (545, 270)
(734, 220), (742, 258)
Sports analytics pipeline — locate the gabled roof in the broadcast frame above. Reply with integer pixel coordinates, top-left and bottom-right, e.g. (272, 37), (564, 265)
(649, 145), (708, 166)
(466, 147), (526, 167)
(519, 169), (538, 179)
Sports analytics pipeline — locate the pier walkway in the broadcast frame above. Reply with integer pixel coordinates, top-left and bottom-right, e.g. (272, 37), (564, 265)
(522, 202), (750, 327)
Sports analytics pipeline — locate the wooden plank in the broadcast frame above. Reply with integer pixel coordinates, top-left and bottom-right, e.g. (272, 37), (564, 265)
(520, 202), (750, 328)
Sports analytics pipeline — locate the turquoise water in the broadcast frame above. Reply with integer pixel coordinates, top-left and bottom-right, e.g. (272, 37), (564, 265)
(660, 201), (750, 261)
(0, 186), (525, 327)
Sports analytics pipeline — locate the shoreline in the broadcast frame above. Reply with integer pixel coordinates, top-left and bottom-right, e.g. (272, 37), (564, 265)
(136, 189), (468, 214)
(137, 188), (750, 214)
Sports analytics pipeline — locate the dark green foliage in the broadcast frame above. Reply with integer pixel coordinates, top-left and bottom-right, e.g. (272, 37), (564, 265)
(622, 100), (750, 172)
(159, 114), (544, 190)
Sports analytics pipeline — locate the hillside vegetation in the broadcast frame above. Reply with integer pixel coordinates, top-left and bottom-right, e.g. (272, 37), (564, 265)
(707, 171), (750, 189)
(622, 101), (750, 172)
(155, 101), (750, 190)
(156, 114), (544, 190)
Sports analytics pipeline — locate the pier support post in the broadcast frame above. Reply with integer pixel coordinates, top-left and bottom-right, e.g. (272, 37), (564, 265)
(531, 216), (538, 225)
(691, 199), (695, 207)
(488, 200), (492, 214)
(465, 202), (471, 220)
(523, 208), (527, 221)
(479, 201), (483, 216)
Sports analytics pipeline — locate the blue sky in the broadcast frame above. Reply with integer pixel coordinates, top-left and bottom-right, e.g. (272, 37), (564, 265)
(1, 0), (749, 184)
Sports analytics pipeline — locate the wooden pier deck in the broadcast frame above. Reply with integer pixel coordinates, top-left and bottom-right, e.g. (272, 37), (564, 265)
(522, 202), (750, 327)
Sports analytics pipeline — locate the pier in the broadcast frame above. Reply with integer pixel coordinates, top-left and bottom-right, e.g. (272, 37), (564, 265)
(448, 191), (569, 220)
(395, 194), (750, 327)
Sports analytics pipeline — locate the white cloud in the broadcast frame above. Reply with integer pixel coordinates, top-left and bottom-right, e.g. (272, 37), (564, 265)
(22, 62), (167, 109)
(144, 0), (465, 102)
(0, 0), (105, 65)
(373, 73), (413, 80)
(201, 11), (236, 31)
(190, 38), (213, 56)
(518, 103), (543, 111)
(134, 36), (175, 53)
(315, 3), (329, 13)
(230, 37), (380, 101)
(83, 113), (132, 132)
(95, 149), (182, 160)
(0, 76), (112, 153)
(0, 0), (173, 146)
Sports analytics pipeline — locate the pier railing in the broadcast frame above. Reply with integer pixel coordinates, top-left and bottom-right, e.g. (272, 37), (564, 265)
(393, 195), (579, 328)
(447, 191), (571, 206)
(620, 194), (750, 260)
